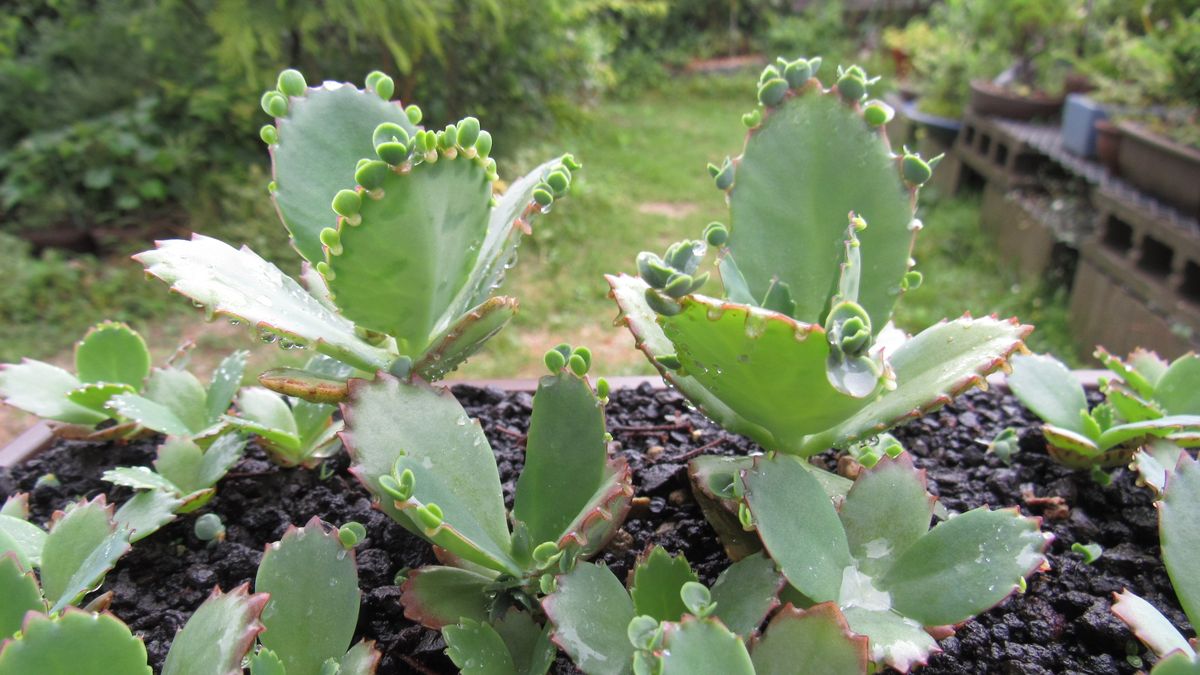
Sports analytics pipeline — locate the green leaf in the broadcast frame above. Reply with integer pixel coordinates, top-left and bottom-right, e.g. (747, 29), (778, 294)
(1133, 441), (1185, 495)
(73, 322), (151, 388)
(0, 360), (107, 425)
(750, 603), (868, 675)
(344, 375), (515, 573)
(0, 494), (28, 520)
(606, 274), (775, 449)
(107, 393), (192, 437)
(879, 508), (1047, 626)
(0, 515), (46, 567)
(1096, 347), (1158, 399)
(255, 519), (360, 675)
(513, 371), (609, 546)
(1097, 416), (1200, 452)
(113, 490), (183, 543)
(742, 454), (851, 603)
(630, 546), (699, 622)
(161, 584), (268, 675)
(196, 433), (247, 490)
(542, 562), (635, 675)
(838, 455), (933, 578)
(327, 156), (492, 351)
(1152, 651), (1200, 675)
(841, 607), (937, 672)
(1111, 589), (1193, 659)
(399, 565), (494, 629)
(1128, 349), (1171, 388)
(492, 610), (556, 675)
(144, 368), (210, 434)
(1156, 355), (1200, 413)
(103, 466), (181, 494)
(206, 350), (248, 424)
(40, 498), (123, 609)
(336, 640), (382, 675)
(728, 91), (914, 327)
(414, 296), (519, 381)
(236, 387), (299, 438)
(658, 617), (754, 675)
(1104, 383), (1163, 423)
(270, 81), (417, 263)
(797, 316), (1029, 453)
(659, 296), (873, 454)
(1160, 454), (1200, 627)
(445, 619), (519, 675)
(249, 648), (287, 675)
(66, 382), (136, 414)
(154, 437), (206, 494)
(0, 554), (44, 637)
(48, 527), (130, 614)
(134, 235), (396, 372)
(0, 528), (28, 572)
(0, 610), (151, 675)
(709, 552), (784, 638)
(1007, 353), (1089, 434)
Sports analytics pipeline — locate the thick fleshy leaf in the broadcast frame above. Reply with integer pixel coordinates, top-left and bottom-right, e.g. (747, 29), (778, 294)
(234, 388), (300, 442)
(838, 454), (934, 578)
(709, 552), (784, 638)
(879, 508), (1048, 627)
(400, 566), (494, 629)
(0, 610), (151, 675)
(1098, 417), (1200, 452)
(249, 648), (286, 675)
(1152, 353), (1200, 415)
(206, 350), (248, 424)
(1160, 454), (1200, 626)
(492, 610), (556, 675)
(40, 498), (121, 608)
(66, 382), (136, 413)
(154, 437), (207, 494)
(659, 295), (873, 454)
(337, 640), (382, 675)
(513, 371), (609, 547)
(630, 546), (698, 622)
(444, 619), (518, 675)
(343, 375), (514, 573)
(290, 356), (349, 444)
(134, 235), (395, 371)
(542, 562), (635, 675)
(1154, 652), (1200, 675)
(1111, 589), (1193, 659)
(103, 466), (181, 494)
(258, 367), (351, 404)
(107, 393), (192, 437)
(552, 462), (633, 557)
(0, 554), (44, 637)
(1008, 353), (1089, 434)
(196, 433), (247, 490)
(742, 454), (851, 603)
(606, 274), (775, 448)
(1133, 441), (1186, 495)
(270, 80), (417, 263)
(48, 527), (130, 614)
(658, 617), (754, 675)
(327, 157), (491, 350)
(113, 490), (183, 543)
(750, 603), (868, 675)
(1105, 383), (1163, 423)
(841, 607), (938, 673)
(1, 494), (29, 520)
(796, 316), (1030, 454)
(414, 296), (518, 381)
(1128, 349), (1172, 389)
(74, 322), (151, 388)
(0, 515), (46, 567)
(688, 456), (766, 561)
(144, 368), (210, 433)
(255, 519), (359, 675)
(161, 584), (269, 675)
(0, 360), (107, 425)
(728, 90), (915, 328)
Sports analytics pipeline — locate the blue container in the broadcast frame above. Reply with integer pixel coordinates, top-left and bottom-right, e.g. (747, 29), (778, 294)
(1061, 94), (1108, 158)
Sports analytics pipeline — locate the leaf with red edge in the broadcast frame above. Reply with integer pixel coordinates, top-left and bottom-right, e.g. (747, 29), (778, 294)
(161, 583), (269, 675)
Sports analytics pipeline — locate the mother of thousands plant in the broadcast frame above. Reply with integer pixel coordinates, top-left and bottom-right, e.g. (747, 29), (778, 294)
(135, 68), (579, 402)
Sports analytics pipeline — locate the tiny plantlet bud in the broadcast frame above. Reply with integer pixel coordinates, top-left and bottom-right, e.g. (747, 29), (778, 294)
(261, 91), (288, 118)
(442, 124), (458, 148)
(259, 124), (278, 145)
(597, 377), (610, 399)
(863, 100), (894, 126)
(532, 541), (560, 566)
(569, 353), (588, 376)
(784, 59), (812, 88)
(704, 222), (728, 246)
(1071, 542), (1102, 564)
(903, 270), (923, 290)
(319, 227), (343, 255)
(663, 273), (695, 299)
(474, 130), (493, 158)
(562, 154), (582, 171)
(373, 74), (395, 99)
(572, 346), (593, 370)
(405, 104), (423, 125)
(277, 69), (307, 97)
(714, 160), (735, 190)
(376, 141), (409, 165)
(338, 521), (367, 548)
(373, 122), (411, 148)
(656, 353), (682, 370)
(902, 154), (933, 185)
(533, 188), (554, 207)
(545, 348), (567, 373)
(644, 289), (682, 316)
(457, 117), (481, 147)
(757, 77), (789, 106)
(355, 160), (390, 190)
(627, 615), (662, 651)
(680, 581), (714, 617)
(737, 501), (754, 530)
(539, 574), (557, 595)
(315, 261), (334, 279)
(331, 189), (362, 218)
(416, 503), (443, 530)
(365, 70), (385, 91)
(546, 171), (570, 195)
(741, 109), (762, 128)
(194, 513), (225, 542)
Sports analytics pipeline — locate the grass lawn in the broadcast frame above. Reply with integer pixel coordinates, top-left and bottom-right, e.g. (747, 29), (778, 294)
(0, 70), (1077, 442)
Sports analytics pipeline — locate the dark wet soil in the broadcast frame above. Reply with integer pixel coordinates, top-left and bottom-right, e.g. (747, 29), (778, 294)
(0, 384), (1186, 674)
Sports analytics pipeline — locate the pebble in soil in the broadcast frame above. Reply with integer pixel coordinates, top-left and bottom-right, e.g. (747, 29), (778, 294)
(0, 384), (1188, 674)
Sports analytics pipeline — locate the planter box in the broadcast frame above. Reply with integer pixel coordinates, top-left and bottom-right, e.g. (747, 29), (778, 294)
(1061, 94), (1107, 158)
(1117, 122), (1200, 219)
(969, 80), (1063, 121)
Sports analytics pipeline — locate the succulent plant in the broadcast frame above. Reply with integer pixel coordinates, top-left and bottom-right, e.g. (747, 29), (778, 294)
(222, 356), (352, 467)
(135, 68), (579, 402)
(1008, 349), (1200, 476)
(1112, 454), (1200, 673)
(541, 546), (869, 675)
(723, 452), (1049, 672)
(102, 432), (247, 542)
(0, 494), (131, 617)
(607, 56), (1028, 462)
(341, 345), (632, 643)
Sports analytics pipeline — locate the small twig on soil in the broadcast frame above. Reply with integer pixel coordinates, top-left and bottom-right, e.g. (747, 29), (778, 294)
(224, 471), (275, 479)
(494, 425), (527, 443)
(399, 656), (442, 675)
(664, 436), (726, 463)
(611, 420), (693, 434)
